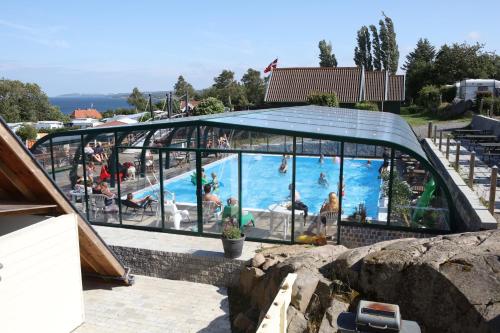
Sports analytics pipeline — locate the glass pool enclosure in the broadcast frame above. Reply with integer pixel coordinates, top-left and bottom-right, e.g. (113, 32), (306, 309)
(31, 106), (454, 243)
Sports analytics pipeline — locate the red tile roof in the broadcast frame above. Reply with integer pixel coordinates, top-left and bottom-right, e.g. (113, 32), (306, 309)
(71, 108), (102, 119)
(265, 67), (405, 103)
(265, 67), (362, 103)
(95, 120), (126, 128)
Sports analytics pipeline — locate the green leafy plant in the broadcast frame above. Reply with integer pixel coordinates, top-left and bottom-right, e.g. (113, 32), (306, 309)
(194, 97), (225, 115)
(307, 92), (339, 107)
(381, 170), (413, 225)
(439, 85), (457, 103)
(354, 101), (379, 111)
(16, 124), (37, 141)
(417, 85), (441, 112)
(222, 218), (243, 239)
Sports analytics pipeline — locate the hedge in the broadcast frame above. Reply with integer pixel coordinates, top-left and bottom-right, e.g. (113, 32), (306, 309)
(307, 92), (339, 107)
(354, 101), (379, 111)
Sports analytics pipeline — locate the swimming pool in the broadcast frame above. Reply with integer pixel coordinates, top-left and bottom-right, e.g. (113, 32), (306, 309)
(135, 154), (383, 219)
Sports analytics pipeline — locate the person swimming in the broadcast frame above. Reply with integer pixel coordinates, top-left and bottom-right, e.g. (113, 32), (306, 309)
(318, 172), (328, 186)
(319, 154), (324, 164)
(279, 158), (288, 173)
(366, 160), (372, 167)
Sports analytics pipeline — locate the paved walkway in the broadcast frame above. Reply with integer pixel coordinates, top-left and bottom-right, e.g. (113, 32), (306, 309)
(95, 225), (266, 261)
(429, 133), (500, 220)
(74, 275), (231, 333)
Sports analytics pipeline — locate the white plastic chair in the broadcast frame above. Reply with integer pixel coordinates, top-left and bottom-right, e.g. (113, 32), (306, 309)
(164, 200), (190, 230)
(91, 194), (108, 219)
(319, 211), (338, 238)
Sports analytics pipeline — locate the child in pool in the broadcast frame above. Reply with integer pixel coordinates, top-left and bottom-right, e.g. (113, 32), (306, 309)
(318, 172), (328, 186)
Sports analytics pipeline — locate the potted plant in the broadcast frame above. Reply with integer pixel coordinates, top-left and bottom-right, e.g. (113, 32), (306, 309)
(221, 217), (245, 259)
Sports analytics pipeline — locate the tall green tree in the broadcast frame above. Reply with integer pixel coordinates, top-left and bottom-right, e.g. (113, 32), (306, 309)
(0, 79), (67, 123)
(382, 12), (399, 74)
(127, 87), (147, 111)
(211, 70), (248, 110)
(354, 26), (373, 70)
(173, 75), (196, 98)
(370, 25), (382, 70)
(403, 38), (437, 99)
(241, 68), (265, 106)
(318, 40), (338, 67)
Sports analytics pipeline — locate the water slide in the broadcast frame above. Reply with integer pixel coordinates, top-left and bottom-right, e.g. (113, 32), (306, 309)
(411, 178), (436, 222)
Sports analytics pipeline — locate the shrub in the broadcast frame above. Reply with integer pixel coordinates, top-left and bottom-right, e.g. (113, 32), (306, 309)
(439, 85), (457, 103)
(483, 97), (500, 116)
(307, 92), (339, 107)
(417, 85), (441, 111)
(222, 218), (242, 239)
(354, 101), (379, 111)
(16, 124), (37, 141)
(437, 102), (452, 118)
(476, 91), (493, 112)
(194, 97), (225, 115)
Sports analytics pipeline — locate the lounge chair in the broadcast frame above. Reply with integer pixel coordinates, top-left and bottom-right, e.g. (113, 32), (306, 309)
(121, 198), (155, 222)
(202, 201), (222, 225)
(222, 204), (255, 227)
(319, 211), (338, 239)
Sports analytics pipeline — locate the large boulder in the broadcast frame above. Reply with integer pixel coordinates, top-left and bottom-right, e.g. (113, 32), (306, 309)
(318, 299), (350, 333)
(338, 230), (500, 333)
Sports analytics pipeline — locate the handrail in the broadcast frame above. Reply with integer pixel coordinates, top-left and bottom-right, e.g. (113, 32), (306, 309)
(256, 273), (297, 333)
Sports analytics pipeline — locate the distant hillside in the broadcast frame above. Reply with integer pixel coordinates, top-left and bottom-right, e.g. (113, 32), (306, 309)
(56, 91), (172, 99)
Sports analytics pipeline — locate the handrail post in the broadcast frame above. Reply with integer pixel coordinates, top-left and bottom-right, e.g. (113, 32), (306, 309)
(489, 166), (497, 214)
(455, 141), (461, 171)
(468, 151), (475, 188)
(445, 134), (451, 159)
(427, 121), (433, 138)
(439, 130), (443, 151)
(433, 125), (437, 144)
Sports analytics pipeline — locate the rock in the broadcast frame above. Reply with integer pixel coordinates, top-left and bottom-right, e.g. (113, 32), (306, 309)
(291, 267), (320, 313)
(233, 312), (254, 332)
(262, 258), (277, 271)
(339, 230), (500, 333)
(252, 253), (266, 268)
(287, 306), (308, 333)
(318, 299), (350, 333)
(240, 267), (265, 296)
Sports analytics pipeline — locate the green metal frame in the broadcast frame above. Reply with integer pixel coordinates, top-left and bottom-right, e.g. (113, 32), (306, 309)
(30, 106), (456, 244)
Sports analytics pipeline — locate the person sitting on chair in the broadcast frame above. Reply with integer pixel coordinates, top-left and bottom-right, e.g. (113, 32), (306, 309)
(288, 184), (308, 225)
(203, 183), (222, 208)
(100, 182), (115, 206)
(307, 192), (339, 234)
(124, 193), (153, 208)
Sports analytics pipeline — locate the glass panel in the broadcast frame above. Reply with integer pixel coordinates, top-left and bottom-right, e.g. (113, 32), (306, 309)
(341, 144), (388, 225)
(242, 152), (293, 241)
(201, 151), (239, 235)
(117, 147), (160, 227)
(389, 151), (450, 230)
(294, 139), (341, 241)
(161, 149), (197, 232)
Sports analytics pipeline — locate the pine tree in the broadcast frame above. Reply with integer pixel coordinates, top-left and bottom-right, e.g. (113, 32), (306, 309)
(174, 75), (195, 98)
(370, 25), (382, 70)
(354, 26), (372, 70)
(403, 38), (437, 99)
(318, 40), (338, 67)
(402, 38), (436, 71)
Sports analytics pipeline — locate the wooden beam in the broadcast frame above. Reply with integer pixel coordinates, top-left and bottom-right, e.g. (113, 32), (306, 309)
(0, 202), (57, 216)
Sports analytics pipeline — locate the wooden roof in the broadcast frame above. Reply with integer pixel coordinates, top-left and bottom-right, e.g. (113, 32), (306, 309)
(0, 118), (130, 283)
(265, 67), (405, 103)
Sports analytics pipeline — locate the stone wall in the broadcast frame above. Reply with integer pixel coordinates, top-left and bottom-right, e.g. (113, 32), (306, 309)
(338, 224), (434, 248)
(110, 245), (247, 287)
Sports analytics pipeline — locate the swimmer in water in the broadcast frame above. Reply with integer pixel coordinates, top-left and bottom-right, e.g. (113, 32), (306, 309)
(318, 172), (328, 186)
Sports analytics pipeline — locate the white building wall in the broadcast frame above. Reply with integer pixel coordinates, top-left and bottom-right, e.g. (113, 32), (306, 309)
(0, 213), (84, 333)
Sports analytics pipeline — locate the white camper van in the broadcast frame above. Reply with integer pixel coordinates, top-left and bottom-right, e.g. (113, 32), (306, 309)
(456, 79), (500, 102)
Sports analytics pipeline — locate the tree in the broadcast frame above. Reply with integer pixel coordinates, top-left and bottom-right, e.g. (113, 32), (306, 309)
(0, 79), (66, 123)
(211, 70), (249, 110)
(194, 97), (225, 115)
(127, 87), (147, 111)
(403, 38), (437, 99)
(382, 13), (399, 74)
(173, 75), (196, 98)
(318, 40), (337, 67)
(213, 70), (236, 89)
(370, 25), (382, 70)
(241, 68), (265, 106)
(16, 124), (37, 141)
(354, 26), (372, 70)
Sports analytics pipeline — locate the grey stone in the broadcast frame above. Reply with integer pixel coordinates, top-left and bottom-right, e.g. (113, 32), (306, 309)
(318, 299), (350, 333)
(262, 258), (277, 271)
(287, 306), (308, 333)
(252, 253), (266, 268)
(291, 267), (320, 313)
(240, 267), (265, 296)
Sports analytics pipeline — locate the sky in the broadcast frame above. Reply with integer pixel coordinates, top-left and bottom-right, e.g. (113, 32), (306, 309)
(1, 1), (499, 96)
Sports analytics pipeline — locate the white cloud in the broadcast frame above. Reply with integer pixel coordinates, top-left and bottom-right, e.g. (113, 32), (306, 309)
(0, 19), (69, 48)
(467, 31), (481, 41)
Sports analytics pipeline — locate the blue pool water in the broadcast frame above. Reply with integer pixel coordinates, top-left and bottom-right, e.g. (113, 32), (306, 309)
(137, 155), (383, 218)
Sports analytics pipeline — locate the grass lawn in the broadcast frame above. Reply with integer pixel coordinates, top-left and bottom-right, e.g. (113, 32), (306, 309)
(400, 111), (472, 127)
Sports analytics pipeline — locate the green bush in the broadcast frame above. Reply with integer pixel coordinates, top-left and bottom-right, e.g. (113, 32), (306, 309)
(16, 124), (37, 141)
(417, 85), (441, 112)
(354, 101), (379, 111)
(222, 219), (242, 239)
(439, 85), (457, 103)
(476, 91), (493, 112)
(307, 92), (339, 107)
(437, 102), (452, 118)
(194, 97), (225, 115)
(483, 97), (500, 116)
